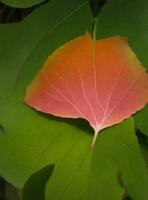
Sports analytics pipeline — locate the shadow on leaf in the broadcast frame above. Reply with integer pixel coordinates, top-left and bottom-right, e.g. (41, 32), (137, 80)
(38, 111), (94, 136)
(23, 164), (54, 200)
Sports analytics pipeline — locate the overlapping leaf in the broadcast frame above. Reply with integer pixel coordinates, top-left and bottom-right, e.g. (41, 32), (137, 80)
(95, 0), (148, 136)
(23, 165), (54, 200)
(135, 105), (148, 136)
(0, 0), (92, 187)
(44, 119), (148, 200)
(0, 0), (45, 8)
(0, 0), (148, 200)
(25, 33), (148, 146)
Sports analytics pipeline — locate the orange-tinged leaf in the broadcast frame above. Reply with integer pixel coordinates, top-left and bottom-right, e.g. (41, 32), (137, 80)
(25, 33), (148, 147)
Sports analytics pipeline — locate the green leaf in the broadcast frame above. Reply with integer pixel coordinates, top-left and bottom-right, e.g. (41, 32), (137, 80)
(141, 142), (148, 167)
(0, 0), (148, 200)
(138, 133), (148, 167)
(0, 0), (46, 8)
(95, 0), (148, 142)
(135, 105), (148, 136)
(0, 124), (5, 134)
(96, 0), (148, 69)
(23, 165), (54, 200)
(44, 119), (148, 200)
(0, 0), (92, 187)
(20, 119), (148, 200)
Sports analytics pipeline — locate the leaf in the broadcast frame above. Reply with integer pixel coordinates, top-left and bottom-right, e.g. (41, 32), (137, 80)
(43, 119), (148, 200)
(0, 0), (46, 8)
(0, 124), (5, 134)
(94, 0), (148, 136)
(25, 33), (148, 147)
(135, 105), (148, 136)
(138, 133), (148, 167)
(23, 165), (54, 200)
(0, 0), (148, 200)
(0, 0), (91, 187)
(0, 0), (92, 187)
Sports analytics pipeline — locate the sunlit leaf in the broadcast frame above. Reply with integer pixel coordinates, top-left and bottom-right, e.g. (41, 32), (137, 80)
(0, 0), (92, 187)
(25, 33), (148, 147)
(0, 0), (148, 200)
(95, 0), (148, 136)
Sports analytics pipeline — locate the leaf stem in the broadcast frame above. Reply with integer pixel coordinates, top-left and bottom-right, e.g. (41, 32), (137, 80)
(91, 129), (99, 148)
(92, 17), (98, 40)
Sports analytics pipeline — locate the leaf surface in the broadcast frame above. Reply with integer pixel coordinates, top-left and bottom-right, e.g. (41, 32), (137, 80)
(0, 0), (148, 200)
(0, 0), (92, 187)
(138, 133), (148, 167)
(23, 165), (54, 200)
(135, 105), (148, 136)
(25, 33), (148, 146)
(95, 0), (148, 136)
(0, 0), (45, 8)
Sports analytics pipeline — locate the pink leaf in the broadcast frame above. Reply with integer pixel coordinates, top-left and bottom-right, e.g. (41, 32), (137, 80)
(25, 33), (148, 147)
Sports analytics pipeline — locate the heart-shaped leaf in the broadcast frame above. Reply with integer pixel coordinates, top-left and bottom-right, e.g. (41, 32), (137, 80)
(25, 33), (148, 147)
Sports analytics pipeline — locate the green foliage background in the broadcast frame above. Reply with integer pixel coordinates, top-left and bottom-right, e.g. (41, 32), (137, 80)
(0, 0), (148, 200)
